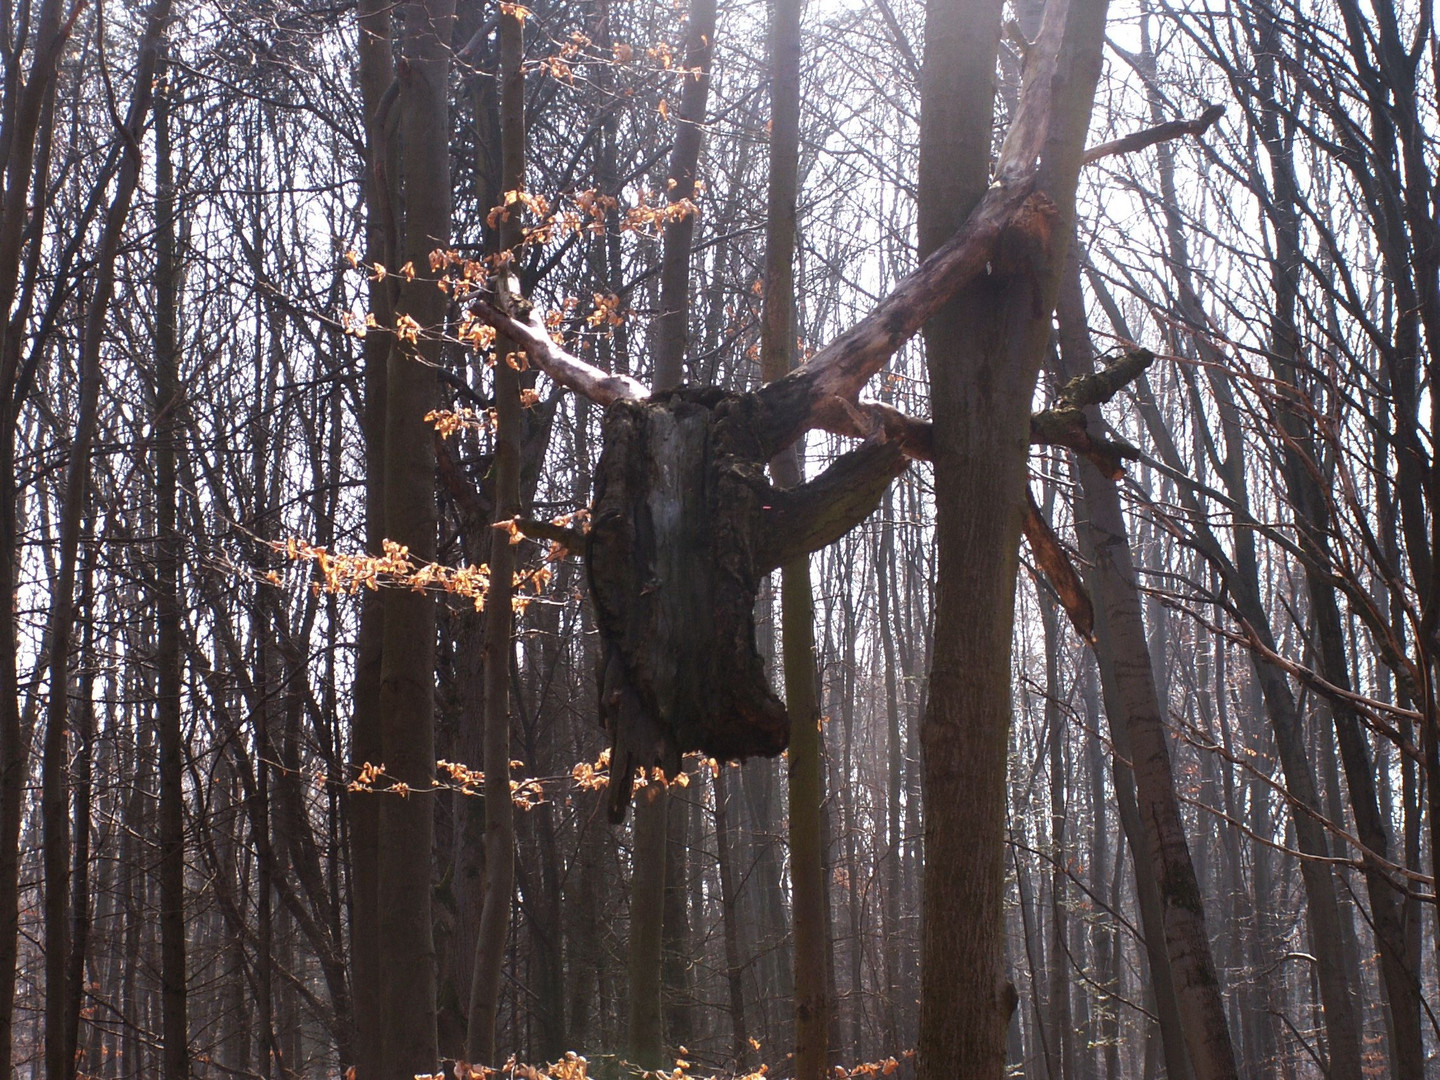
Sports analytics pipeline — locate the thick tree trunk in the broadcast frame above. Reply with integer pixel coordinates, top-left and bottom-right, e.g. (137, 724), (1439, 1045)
(916, 1), (1108, 1077)
(589, 389), (903, 811)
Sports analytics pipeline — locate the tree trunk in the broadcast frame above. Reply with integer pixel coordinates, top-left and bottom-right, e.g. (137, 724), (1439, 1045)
(377, 0), (454, 1074)
(1054, 258), (1237, 1080)
(44, 8), (172, 1075)
(153, 58), (191, 1080)
(349, 0), (396, 1072)
(760, 0), (830, 1074)
(466, 3), (524, 1065)
(713, 767), (751, 1068)
(916, 0), (1109, 1076)
(627, 783), (669, 1069)
(0, 26), (75, 1073)
(651, 0), (719, 389)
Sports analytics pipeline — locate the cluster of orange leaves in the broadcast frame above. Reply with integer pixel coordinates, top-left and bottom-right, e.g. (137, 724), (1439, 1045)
(570, 751), (724, 793)
(586, 292), (625, 329)
(272, 536), (554, 614)
(425, 1048), (912, 1080)
(425, 406), (494, 438)
(834, 1056), (909, 1079)
(339, 180), (701, 351)
(344, 760), (549, 809)
(437, 758), (546, 808)
(530, 24), (704, 84)
(437, 1052), (588, 1080)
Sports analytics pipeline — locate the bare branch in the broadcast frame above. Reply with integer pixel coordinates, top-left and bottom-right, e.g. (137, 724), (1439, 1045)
(465, 292), (650, 406)
(1082, 104), (1225, 166)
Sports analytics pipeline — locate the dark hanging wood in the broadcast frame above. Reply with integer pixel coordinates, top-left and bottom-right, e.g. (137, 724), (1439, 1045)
(586, 385), (907, 821)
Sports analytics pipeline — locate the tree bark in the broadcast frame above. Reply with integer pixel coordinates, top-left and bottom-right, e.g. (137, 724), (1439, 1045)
(627, 781), (669, 1069)
(760, 0), (830, 1075)
(377, 0), (454, 1074)
(43, 7), (172, 1076)
(349, 0), (396, 1072)
(465, 4), (525, 1064)
(153, 54), (191, 1080)
(713, 767), (751, 1068)
(1054, 256), (1237, 1080)
(651, 0), (719, 389)
(916, 1), (1109, 1076)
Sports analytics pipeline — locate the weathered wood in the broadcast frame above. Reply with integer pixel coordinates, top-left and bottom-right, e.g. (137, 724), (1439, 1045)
(463, 179), (1043, 456)
(753, 183), (1043, 451)
(1021, 488), (1094, 643)
(467, 288), (649, 406)
(1030, 348), (1152, 476)
(757, 441), (908, 571)
(588, 388), (905, 819)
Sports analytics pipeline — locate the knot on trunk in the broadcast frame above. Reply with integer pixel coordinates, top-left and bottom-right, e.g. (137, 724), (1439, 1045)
(587, 386), (905, 820)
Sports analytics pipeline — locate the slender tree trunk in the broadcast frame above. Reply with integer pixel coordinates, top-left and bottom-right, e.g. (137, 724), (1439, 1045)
(651, 0), (719, 389)
(620, 0), (722, 1062)
(378, 0), (454, 1074)
(662, 786), (694, 1053)
(1054, 258), (1237, 1080)
(714, 767), (751, 1068)
(0, 67), (72, 1080)
(349, 0), (396, 1072)
(43, 8), (171, 1076)
(465, 3), (524, 1065)
(878, 494), (903, 1053)
(760, 0), (829, 1074)
(1040, 592), (1072, 1080)
(1241, 3), (1419, 1069)
(627, 783), (668, 1069)
(153, 59), (191, 1080)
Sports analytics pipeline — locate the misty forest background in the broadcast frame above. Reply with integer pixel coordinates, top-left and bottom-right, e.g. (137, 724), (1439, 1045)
(1, 0), (1438, 1078)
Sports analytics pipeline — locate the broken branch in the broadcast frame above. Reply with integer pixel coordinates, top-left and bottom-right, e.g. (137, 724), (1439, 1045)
(1030, 349), (1152, 476)
(510, 516), (588, 554)
(753, 179), (1044, 451)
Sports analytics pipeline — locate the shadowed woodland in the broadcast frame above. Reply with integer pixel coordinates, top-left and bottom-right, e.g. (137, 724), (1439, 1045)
(1, 0), (1439, 1078)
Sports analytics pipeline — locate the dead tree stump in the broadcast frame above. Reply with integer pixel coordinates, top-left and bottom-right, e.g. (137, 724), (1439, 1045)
(587, 385), (906, 819)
